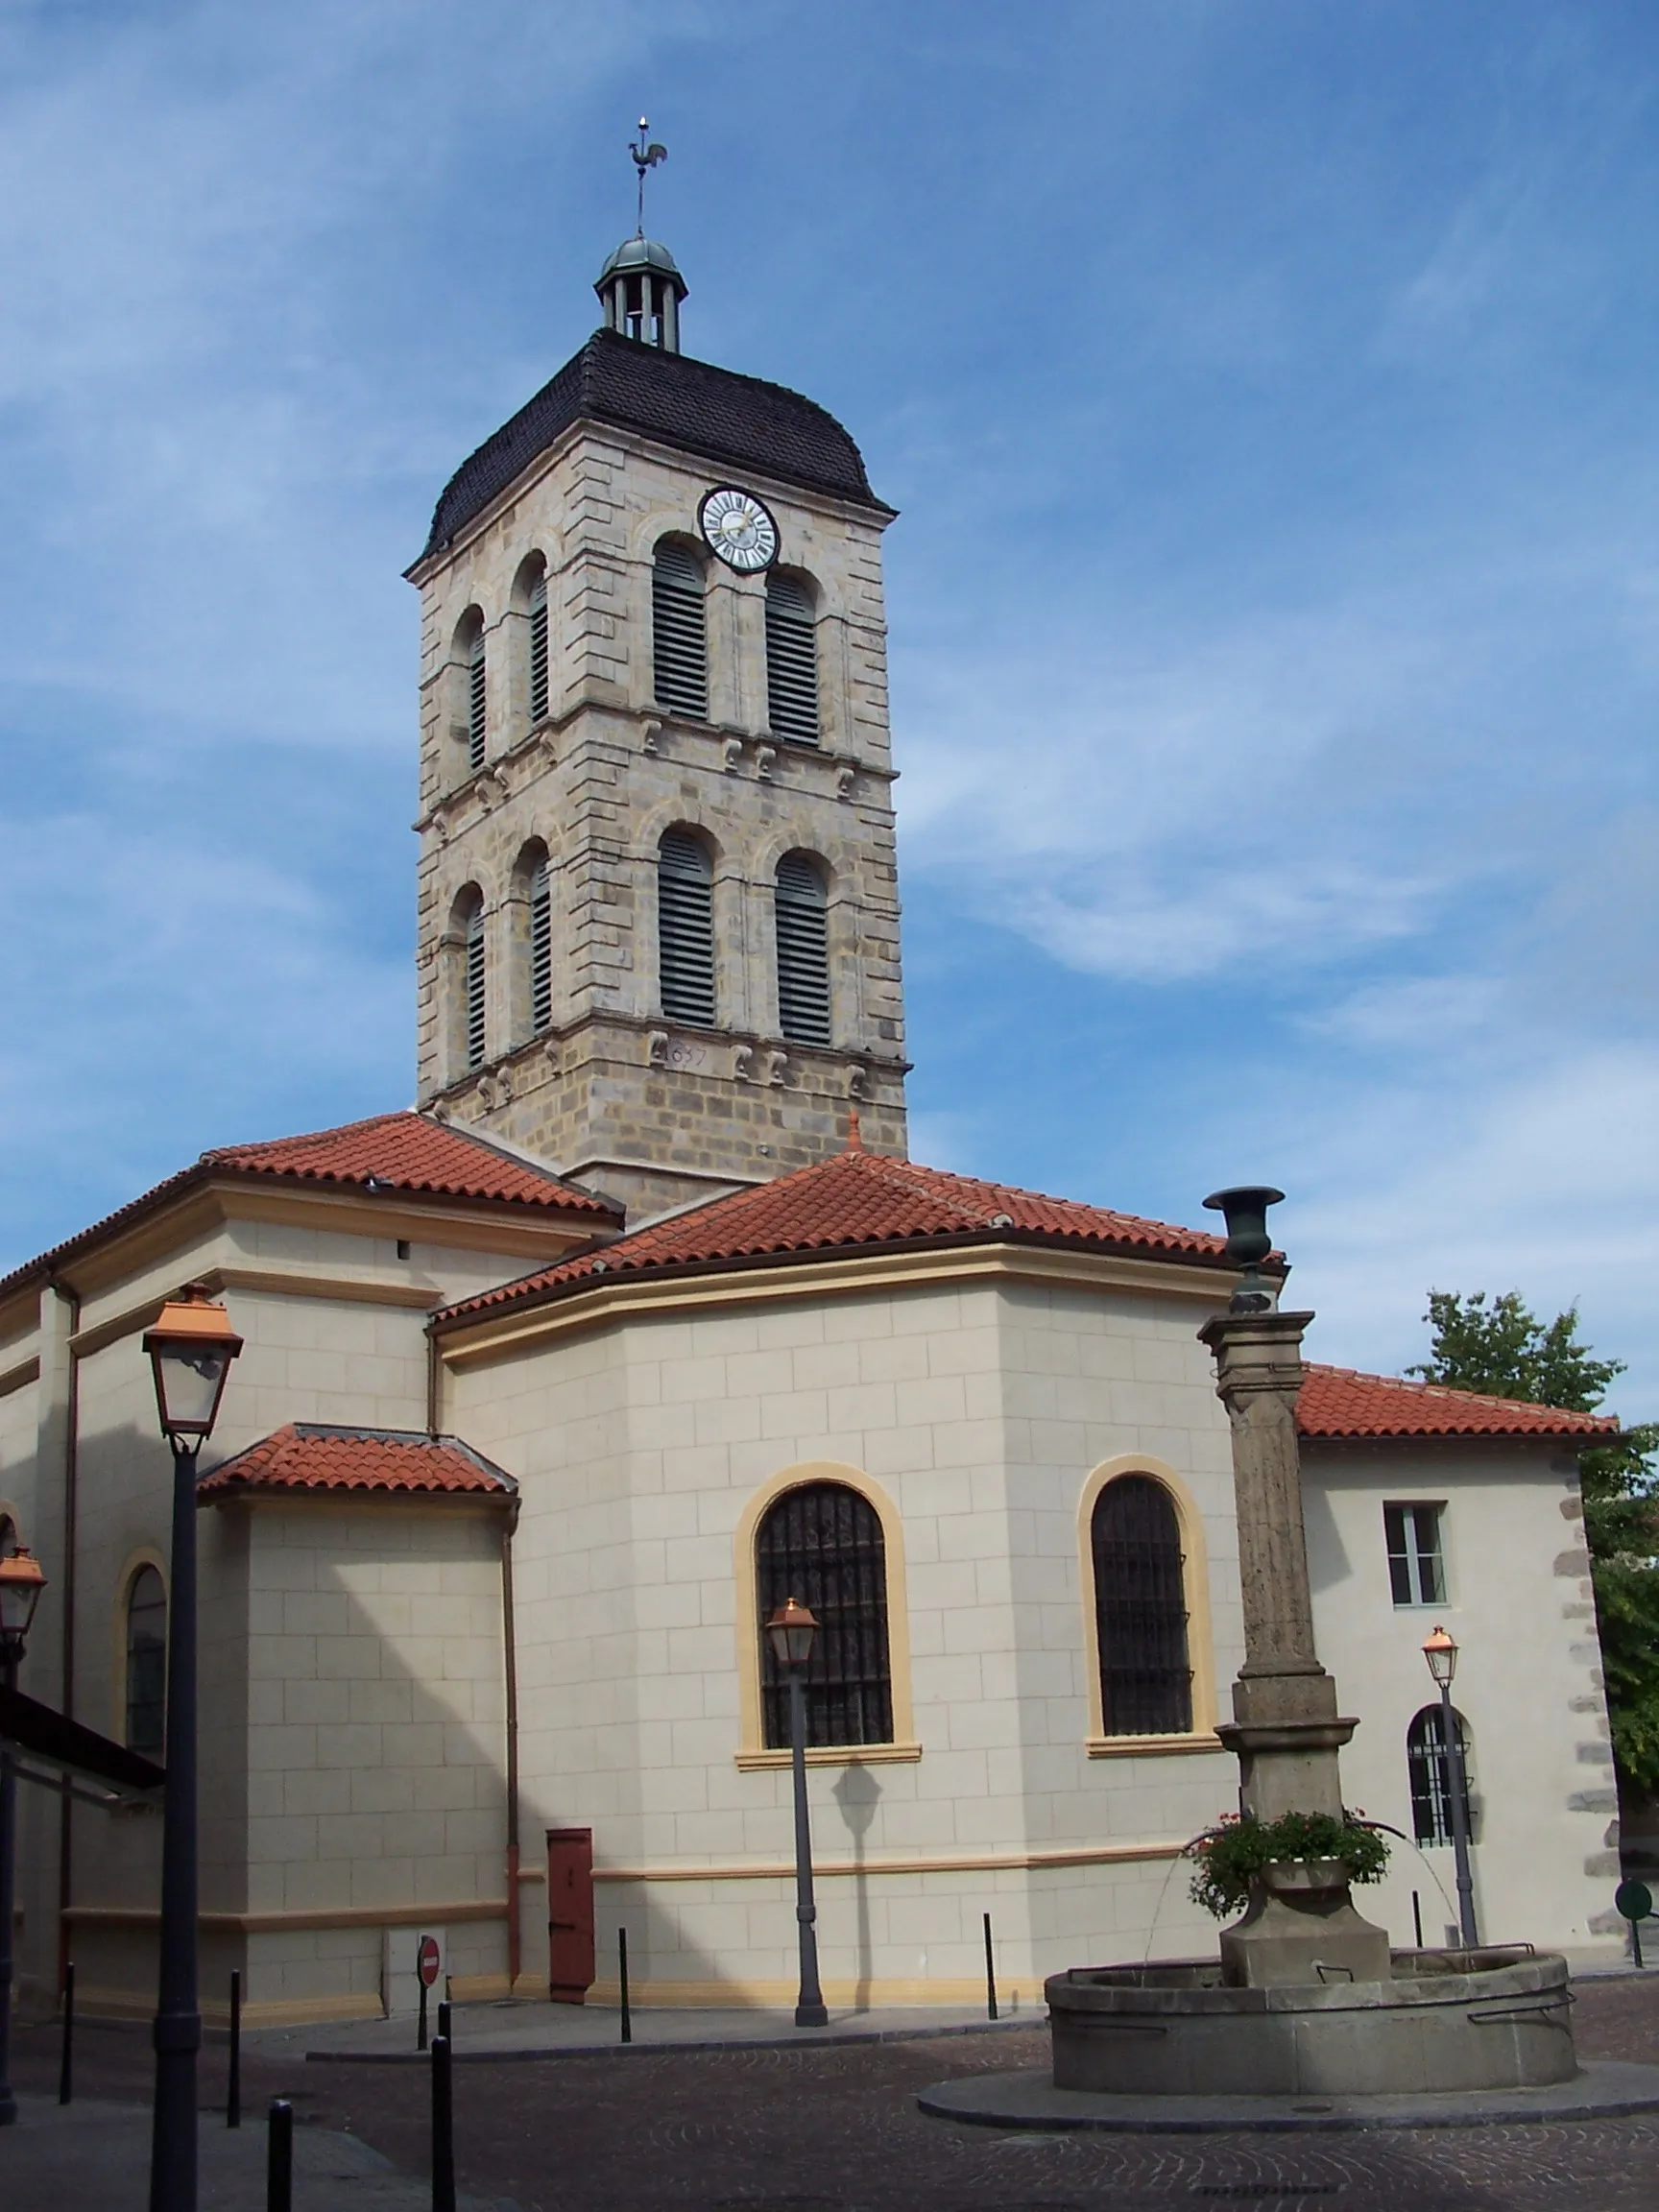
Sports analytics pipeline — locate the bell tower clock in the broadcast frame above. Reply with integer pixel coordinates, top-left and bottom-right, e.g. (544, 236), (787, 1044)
(405, 230), (909, 1218)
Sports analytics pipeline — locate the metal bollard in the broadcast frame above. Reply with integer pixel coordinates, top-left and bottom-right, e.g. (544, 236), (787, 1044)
(437, 1997), (452, 2046)
(267, 2098), (293, 2212)
(983, 1912), (998, 2021)
(431, 2033), (456, 2212)
(618, 1927), (632, 2045)
(58, 1959), (73, 2105)
(418, 1974), (429, 2052)
(228, 1967), (242, 2128)
(1411, 1890), (1425, 1949)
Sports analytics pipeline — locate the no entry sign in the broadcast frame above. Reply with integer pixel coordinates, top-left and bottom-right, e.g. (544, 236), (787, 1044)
(418, 1934), (442, 1988)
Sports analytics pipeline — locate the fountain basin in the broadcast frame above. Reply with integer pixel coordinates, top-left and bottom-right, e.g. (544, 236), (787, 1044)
(1046, 1949), (1574, 2098)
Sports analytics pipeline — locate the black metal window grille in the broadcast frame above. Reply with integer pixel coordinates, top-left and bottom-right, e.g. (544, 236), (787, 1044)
(530, 857), (552, 1033)
(1407, 1705), (1476, 1846)
(126, 1566), (167, 1756)
(658, 830), (715, 1026)
(467, 626), (488, 770)
(1385, 1503), (1446, 1607)
(529, 576), (549, 725)
(757, 1483), (893, 1749)
(775, 852), (831, 1046)
(765, 572), (819, 743)
(653, 541), (708, 719)
(1092, 1475), (1193, 1736)
(464, 900), (487, 1069)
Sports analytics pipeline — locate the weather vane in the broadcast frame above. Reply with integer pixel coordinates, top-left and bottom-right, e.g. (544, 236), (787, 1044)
(630, 116), (667, 235)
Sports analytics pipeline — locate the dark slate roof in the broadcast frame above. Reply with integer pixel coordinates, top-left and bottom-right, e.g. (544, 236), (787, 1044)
(416, 328), (890, 562)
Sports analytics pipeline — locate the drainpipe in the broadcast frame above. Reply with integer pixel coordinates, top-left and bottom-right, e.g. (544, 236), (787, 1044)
(425, 1320), (442, 1439)
(501, 1503), (521, 1994)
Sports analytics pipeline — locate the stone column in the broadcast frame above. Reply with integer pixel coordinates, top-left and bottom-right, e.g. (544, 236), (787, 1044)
(1198, 1193), (1389, 1984)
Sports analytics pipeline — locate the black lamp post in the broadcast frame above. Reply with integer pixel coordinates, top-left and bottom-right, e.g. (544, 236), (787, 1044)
(764, 1597), (828, 2028)
(1423, 1624), (1479, 1950)
(142, 1285), (242, 2212)
(0, 1539), (47, 2128)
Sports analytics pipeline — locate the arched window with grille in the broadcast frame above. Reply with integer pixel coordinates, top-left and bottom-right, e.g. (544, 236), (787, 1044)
(528, 570), (549, 726)
(775, 852), (831, 1046)
(529, 853), (552, 1034)
(653, 539), (708, 719)
(451, 609), (487, 772)
(756, 1482), (892, 1749)
(1407, 1705), (1477, 1846)
(765, 572), (820, 743)
(658, 829), (715, 1026)
(126, 1565), (167, 1757)
(1091, 1475), (1193, 1737)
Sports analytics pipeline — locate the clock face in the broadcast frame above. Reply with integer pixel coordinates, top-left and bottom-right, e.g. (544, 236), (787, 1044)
(698, 486), (780, 572)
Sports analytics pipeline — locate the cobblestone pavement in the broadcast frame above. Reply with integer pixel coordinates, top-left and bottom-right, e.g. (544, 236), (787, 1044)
(11, 1973), (1659, 2211)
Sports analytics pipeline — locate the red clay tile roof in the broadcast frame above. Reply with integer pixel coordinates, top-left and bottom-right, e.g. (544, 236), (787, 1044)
(0, 1110), (618, 1303)
(198, 1424), (517, 1500)
(438, 1145), (1238, 1324)
(1298, 1365), (1617, 1441)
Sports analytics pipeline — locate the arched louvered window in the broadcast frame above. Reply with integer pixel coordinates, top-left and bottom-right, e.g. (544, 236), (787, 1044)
(1092, 1475), (1193, 1736)
(530, 854), (552, 1033)
(529, 573), (549, 725)
(775, 852), (831, 1046)
(463, 895), (487, 1069)
(766, 573), (820, 743)
(653, 540), (708, 719)
(126, 1566), (167, 1757)
(658, 830), (715, 1026)
(756, 1482), (892, 1749)
(1407, 1706), (1476, 1847)
(466, 623), (488, 771)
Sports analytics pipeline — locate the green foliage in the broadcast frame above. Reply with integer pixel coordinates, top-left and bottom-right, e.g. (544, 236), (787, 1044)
(1412, 1288), (1659, 1793)
(1184, 1812), (1390, 1920)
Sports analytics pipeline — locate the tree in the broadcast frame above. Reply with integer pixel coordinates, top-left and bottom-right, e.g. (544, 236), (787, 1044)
(1411, 1290), (1659, 1795)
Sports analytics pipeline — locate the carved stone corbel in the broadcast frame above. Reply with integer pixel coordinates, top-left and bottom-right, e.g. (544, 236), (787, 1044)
(846, 1062), (869, 1100)
(640, 717), (662, 756)
(732, 1045), (756, 1083)
(835, 765), (857, 802)
(722, 737), (743, 774)
(755, 744), (778, 781)
(647, 1029), (669, 1068)
(765, 1048), (789, 1088)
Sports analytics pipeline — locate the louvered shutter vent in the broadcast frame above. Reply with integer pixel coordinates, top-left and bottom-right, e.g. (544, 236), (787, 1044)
(658, 830), (715, 1026)
(765, 574), (820, 743)
(465, 902), (487, 1069)
(775, 853), (830, 1046)
(652, 542), (708, 719)
(530, 858), (552, 1033)
(467, 631), (487, 770)
(529, 578), (549, 725)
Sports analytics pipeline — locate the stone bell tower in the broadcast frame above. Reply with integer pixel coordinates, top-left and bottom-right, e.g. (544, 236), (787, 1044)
(406, 229), (909, 1220)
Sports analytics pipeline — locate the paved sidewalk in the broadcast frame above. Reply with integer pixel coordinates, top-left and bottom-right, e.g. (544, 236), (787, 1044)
(0, 2095), (500, 2212)
(253, 1996), (1031, 2064)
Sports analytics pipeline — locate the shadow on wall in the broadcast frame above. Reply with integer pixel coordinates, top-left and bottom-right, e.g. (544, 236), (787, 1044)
(832, 1762), (881, 2008)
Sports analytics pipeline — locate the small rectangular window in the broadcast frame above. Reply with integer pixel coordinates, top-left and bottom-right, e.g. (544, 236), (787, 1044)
(1384, 1503), (1446, 1607)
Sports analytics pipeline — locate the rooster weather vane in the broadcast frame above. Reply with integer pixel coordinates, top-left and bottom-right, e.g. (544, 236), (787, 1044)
(630, 117), (667, 235)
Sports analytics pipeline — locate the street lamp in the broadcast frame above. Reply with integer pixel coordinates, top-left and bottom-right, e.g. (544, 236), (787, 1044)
(0, 1541), (47, 2128)
(142, 1285), (242, 2212)
(764, 1597), (828, 2028)
(1423, 1625), (1479, 1950)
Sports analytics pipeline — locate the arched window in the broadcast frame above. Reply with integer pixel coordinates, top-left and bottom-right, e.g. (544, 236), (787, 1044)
(126, 1566), (167, 1756)
(1091, 1475), (1192, 1737)
(775, 852), (830, 1046)
(451, 609), (487, 773)
(528, 570), (549, 727)
(1407, 1705), (1476, 1846)
(653, 540), (708, 719)
(453, 888), (486, 1070)
(658, 830), (715, 1026)
(529, 853), (552, 1034)
(765, 572), (820, 743)
(756, 1482), (892, 1749)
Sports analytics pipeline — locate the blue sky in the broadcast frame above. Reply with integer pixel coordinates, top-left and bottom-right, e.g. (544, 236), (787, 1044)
(3, 1), (1657, 1412)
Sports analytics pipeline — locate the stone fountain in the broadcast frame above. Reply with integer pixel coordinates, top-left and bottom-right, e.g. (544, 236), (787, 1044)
(921, 1190), (1659, 2129)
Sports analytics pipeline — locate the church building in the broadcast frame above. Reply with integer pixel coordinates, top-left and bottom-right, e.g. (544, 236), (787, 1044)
(0, 228), (1624, 2026)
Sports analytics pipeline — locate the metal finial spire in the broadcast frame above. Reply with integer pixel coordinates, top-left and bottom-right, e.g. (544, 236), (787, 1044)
(630, 116), (667, 236)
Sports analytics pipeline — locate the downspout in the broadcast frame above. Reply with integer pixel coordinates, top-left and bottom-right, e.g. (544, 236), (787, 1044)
(425, 1316), (442, 1438)
(501, 1499), (521, 1994)
(55, 1283), (82, 1992)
